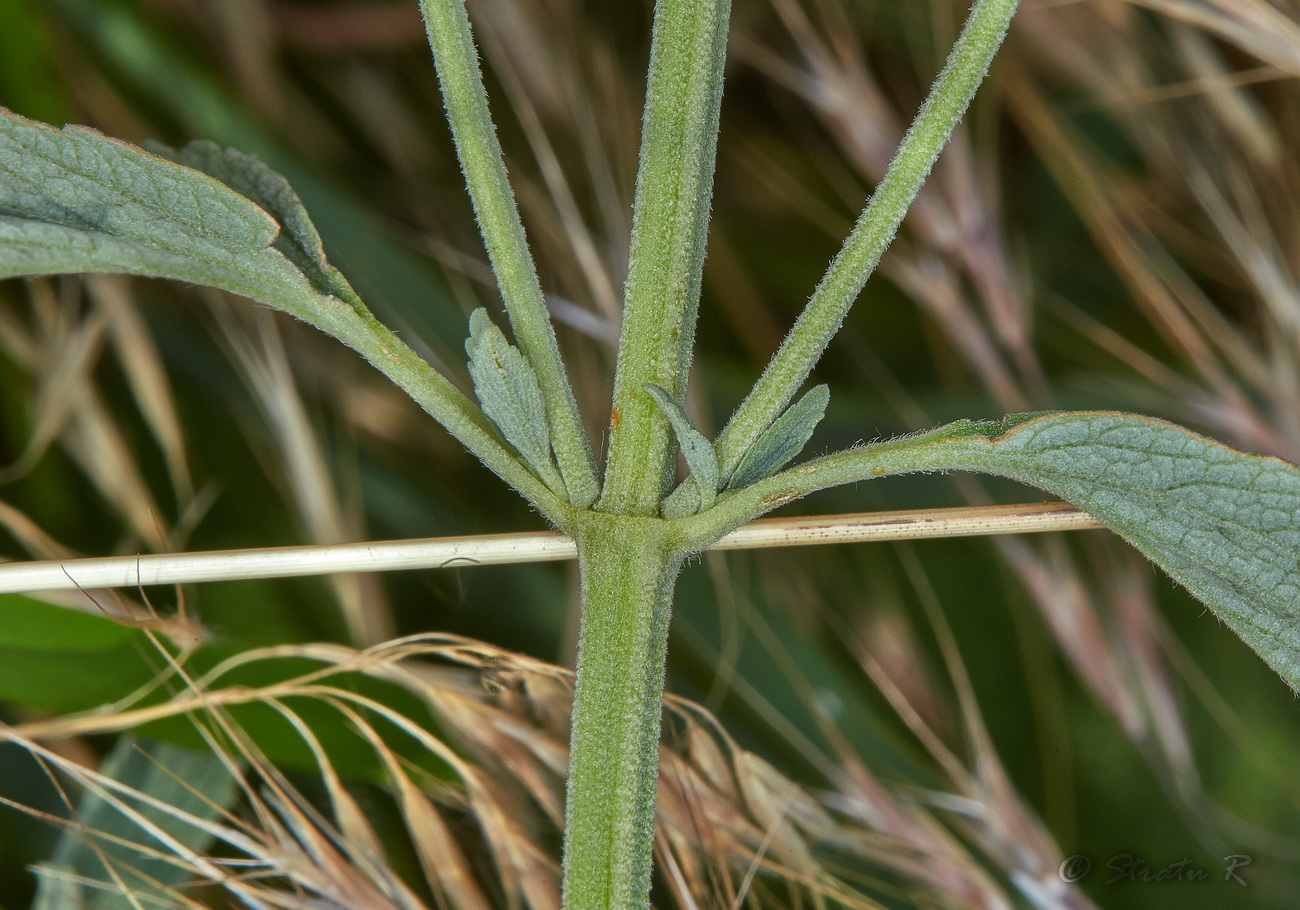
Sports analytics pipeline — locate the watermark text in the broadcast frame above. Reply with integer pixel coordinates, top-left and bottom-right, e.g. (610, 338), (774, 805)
(1057, 853), (1252, 887)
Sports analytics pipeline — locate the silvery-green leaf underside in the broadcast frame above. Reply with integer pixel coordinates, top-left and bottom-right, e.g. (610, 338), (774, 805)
(466, 308), (565, 493)
(646, 383), (719, 512)
(0, 108), (349, 331)
(755, 412), (1300, 693)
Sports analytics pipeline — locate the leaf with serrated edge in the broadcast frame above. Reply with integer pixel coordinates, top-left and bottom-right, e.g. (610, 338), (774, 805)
(735, 412), (1300, 693)
(953, 414), (1300, 691)
(728, 384), (829, 490)
(465, 308), (564, 492)
(0, 109), (566, 520)
(0, 108), (334, 322)
(150, 139), (363, 308)
(645, 383), (719, 511)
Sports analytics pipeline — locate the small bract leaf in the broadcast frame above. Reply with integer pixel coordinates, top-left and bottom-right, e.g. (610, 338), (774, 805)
(728, 384), (829, 490)
(465, 308), (564, 493)
(645, 383), (719, 511)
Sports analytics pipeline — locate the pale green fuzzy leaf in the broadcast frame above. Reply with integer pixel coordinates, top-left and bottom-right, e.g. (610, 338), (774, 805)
(645, 383), (719, 511)
(727, 384), (829, 490)
(0, 108), (329, 323)
(465, 308), (564, 492)
(149, 139), (360, 307)
(730, 412), (1300, 693)
(32, 737), (239, 910)
(0, 108), (568, 519)
(952, 413), (1300, 691)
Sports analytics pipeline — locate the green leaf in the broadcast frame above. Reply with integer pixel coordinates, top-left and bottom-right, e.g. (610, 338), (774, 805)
(0, 594), (158, 714)
(0, 107), (330, 322)
(727, 384), (829, 490)
(149, 139), (360, 308)
(0, 596), (454, 785)
(945, 413), (1300, 692)
(465, 308), (565, 493)
(645, 383), (718, 513)
(703, 412), (1300, 694)
(32, 737), (239, 910)
(0, 108), (572, 521)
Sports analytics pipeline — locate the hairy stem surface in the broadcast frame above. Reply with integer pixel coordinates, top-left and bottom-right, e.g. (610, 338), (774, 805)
(419, 0), (599, 507)
(712, 0), (1020, 479)
(562, 514), (685, 909)
(600, 0), (732, 515)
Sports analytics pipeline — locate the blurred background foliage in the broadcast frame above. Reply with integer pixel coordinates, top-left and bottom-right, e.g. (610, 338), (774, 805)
(1, 0), (1300, 906)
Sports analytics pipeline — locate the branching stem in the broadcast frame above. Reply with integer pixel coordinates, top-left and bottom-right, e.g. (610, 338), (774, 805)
(711, 0), (1020, 480)
(418, 0), (599, 507)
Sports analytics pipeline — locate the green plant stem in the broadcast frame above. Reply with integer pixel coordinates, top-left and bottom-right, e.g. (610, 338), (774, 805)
(599, 0), (732, 516)
(682, 410), (1300, 694)
(678, 417), (1023, 550)
(562, 514), (685, 909)
(418, 0), (599, 508)
(315, 299), (576, 529)
(711, 0), (1020, 481)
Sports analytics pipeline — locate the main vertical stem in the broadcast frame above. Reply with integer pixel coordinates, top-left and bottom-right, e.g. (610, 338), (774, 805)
(598, 0), (732, 516)
(563, 513), (684, 909)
